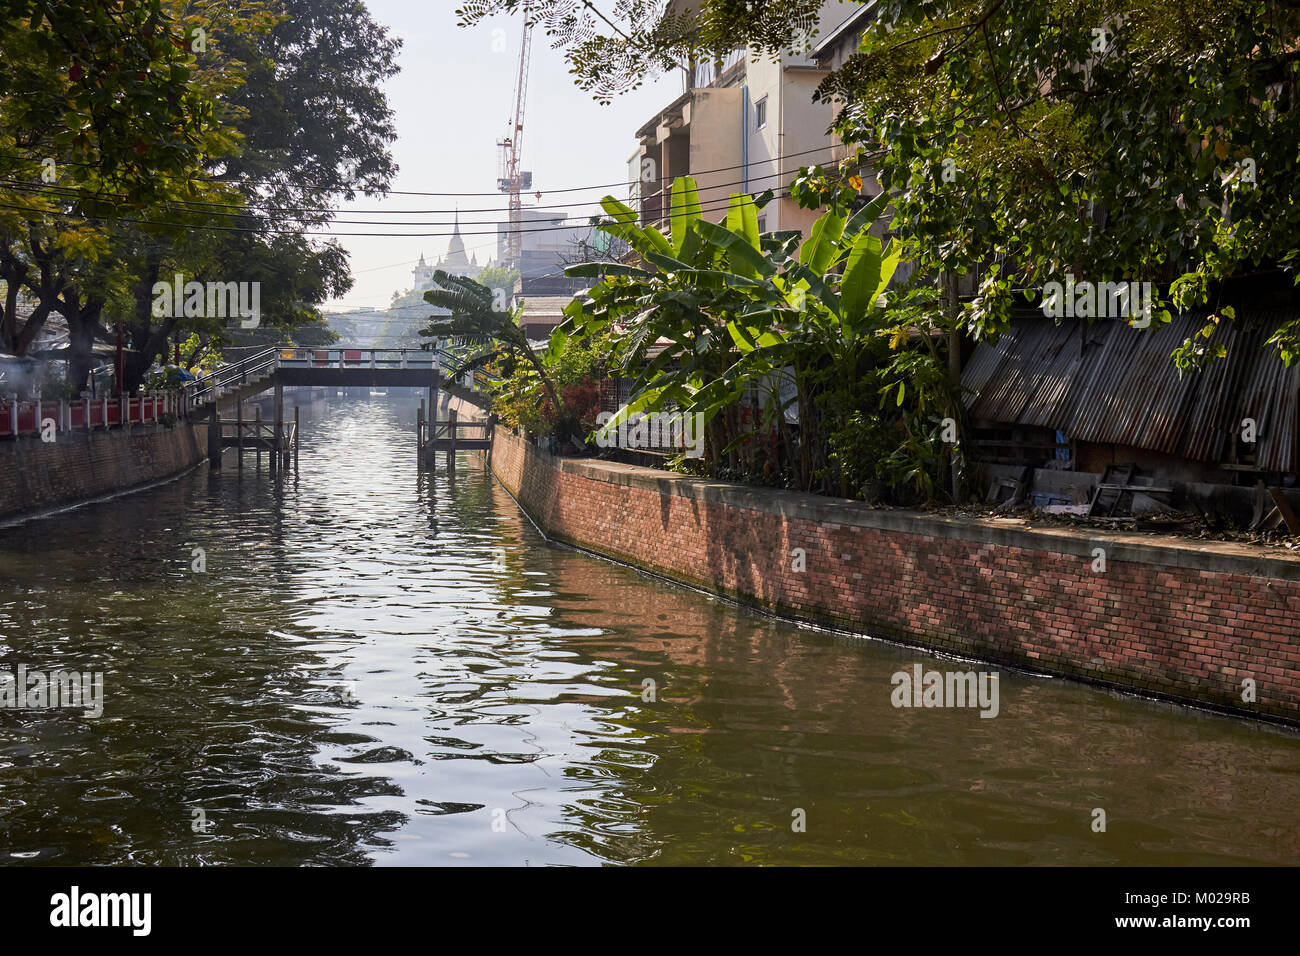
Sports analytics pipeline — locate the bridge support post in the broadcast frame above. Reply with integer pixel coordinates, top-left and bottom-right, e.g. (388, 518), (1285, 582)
(255, 405), (262, 471)
(446, 408), (457, 475)
(273, 382), (284, 472)
(417, 399), (425, 470)
(207, 404), (221, 469)
(294, 405), (300, 470)
(236, 398), (243, 469)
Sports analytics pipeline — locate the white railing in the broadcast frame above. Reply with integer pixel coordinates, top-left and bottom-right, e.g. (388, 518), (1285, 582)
(180, 346), (494, 407)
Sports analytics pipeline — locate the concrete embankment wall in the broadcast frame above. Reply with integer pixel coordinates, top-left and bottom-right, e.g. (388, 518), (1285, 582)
(490, 428), (1300, 725)
(0, 422), (208, 522)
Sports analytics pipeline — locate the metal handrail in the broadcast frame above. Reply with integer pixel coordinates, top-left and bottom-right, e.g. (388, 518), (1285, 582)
(181, 346), (496, 407)
(183, 346), (283, 406)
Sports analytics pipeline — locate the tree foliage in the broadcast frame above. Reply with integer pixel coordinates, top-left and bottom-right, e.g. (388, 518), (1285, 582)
(0, 0), (400, 392)
(455, 0), (825, 102)
(419, 268), (565, 418)
(817, 0), (1300, 364)
(555, 176), (961, 498)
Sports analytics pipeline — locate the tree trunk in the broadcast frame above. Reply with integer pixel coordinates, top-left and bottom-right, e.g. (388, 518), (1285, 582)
(944, 271), (963, 385)
(943, 270), (964, 501)
(65, 299), (102, 395)
(122, 255), (169, 392)
(4, 238), (61, 357)
(797, 378), (813, 491)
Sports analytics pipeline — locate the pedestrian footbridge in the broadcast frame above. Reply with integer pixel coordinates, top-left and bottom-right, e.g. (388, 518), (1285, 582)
(182, 346), (495, 470)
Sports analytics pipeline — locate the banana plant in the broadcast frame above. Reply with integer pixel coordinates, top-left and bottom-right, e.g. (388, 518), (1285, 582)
(558, 177), (795, 463)
(712, 190), (901, 488)
(559, 175), (903, 484)
(419, 269), (563, 415)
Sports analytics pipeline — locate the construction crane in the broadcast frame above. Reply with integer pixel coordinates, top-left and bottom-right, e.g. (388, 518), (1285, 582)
(496, 21), (533, 272)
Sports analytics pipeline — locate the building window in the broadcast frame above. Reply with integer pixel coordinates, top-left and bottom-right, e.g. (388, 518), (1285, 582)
(757, 216), (767, 232)
(754, 96), (767, 130)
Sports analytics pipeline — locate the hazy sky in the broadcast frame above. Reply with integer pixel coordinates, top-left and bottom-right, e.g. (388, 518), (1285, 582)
(322, 0), (680, 311)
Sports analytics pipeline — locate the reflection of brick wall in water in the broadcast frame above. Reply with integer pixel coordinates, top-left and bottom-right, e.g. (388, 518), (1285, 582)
(0, 424), (207, 520)
(489, 427), (1300, 725)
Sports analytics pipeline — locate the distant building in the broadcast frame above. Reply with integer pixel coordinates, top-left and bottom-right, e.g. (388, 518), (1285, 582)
(630, 0), (843, 237)
(413, 213), (482, 290)
(516, 296), (572, 341)
(496, 209), (591, 295)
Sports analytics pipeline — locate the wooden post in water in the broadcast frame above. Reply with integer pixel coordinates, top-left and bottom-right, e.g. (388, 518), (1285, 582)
(294, 405), (300, 470)
(434, 377), (444, 476)
(273, 382), (284, 472)
(236, 398), (244, 469)
(446, 407), (457, 475)
(417, 399), (425, 470)
(255, 404), (262, 470)
(207, 403), (221, 469)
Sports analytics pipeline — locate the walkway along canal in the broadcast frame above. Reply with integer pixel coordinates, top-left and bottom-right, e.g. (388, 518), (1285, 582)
(0, 396), (1296, 865)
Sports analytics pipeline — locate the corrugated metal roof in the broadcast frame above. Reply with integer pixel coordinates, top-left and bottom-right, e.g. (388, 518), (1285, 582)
(962, 310), (1300, 471)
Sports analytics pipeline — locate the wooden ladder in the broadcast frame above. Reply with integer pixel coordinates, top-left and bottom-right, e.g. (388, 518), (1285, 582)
(1088, 463), (1136, 517)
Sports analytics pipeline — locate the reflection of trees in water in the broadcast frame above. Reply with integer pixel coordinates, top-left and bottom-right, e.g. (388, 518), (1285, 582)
(2, 435), (1289, 866)
(0, 460), (408, 866)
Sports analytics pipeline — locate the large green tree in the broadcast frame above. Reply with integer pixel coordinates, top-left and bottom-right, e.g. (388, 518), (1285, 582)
(818, 0), (1300, 366)
(1, 0), (400, 391)
(456, 0), (826, 102)
(109, 0), (399, 389)
(0, 0), (219, 365)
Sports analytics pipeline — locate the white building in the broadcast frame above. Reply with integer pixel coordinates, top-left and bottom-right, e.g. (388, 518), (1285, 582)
(412, 213), (482, 290)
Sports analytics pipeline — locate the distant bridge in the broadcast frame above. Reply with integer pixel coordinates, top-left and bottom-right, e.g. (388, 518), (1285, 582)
(182, 347), (495, 470)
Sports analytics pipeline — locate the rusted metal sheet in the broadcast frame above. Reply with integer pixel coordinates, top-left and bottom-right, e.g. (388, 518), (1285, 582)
(962, 310), (1300, 472)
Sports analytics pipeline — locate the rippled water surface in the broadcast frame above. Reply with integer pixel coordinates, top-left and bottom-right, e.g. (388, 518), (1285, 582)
(0, 396), (1296, 865)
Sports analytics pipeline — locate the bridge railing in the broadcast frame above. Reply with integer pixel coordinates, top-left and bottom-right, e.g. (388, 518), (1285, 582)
(277, 348), (440, 370)
(180, 346), (495, 408)
(183, 346), (283, 407)
(1, 393), (174, 438)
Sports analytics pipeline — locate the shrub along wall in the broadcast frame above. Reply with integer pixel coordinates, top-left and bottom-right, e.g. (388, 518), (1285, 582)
(0, 422), (208, 522)
(490, 428), (1300, 725)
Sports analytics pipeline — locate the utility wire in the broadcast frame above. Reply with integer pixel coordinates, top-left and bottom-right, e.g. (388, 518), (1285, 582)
(2, 162), (807, 225)
(0, 156), (837, 237)
(0, 175), (813, 238)
(0, 144), (849, 206)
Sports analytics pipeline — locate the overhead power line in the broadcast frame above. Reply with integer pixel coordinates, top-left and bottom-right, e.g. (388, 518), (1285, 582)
(0, 144), (846, 209)
(0, 167), (820, 237)
(1, 163), (808, 226)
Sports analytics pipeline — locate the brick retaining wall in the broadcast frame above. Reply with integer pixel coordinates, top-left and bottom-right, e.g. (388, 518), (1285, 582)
(490, 427), (1300, 724)
(0, 422), (208, 522)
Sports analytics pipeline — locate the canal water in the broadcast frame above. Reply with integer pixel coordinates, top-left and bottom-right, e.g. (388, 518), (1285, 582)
(0, 396), (1296, 866)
